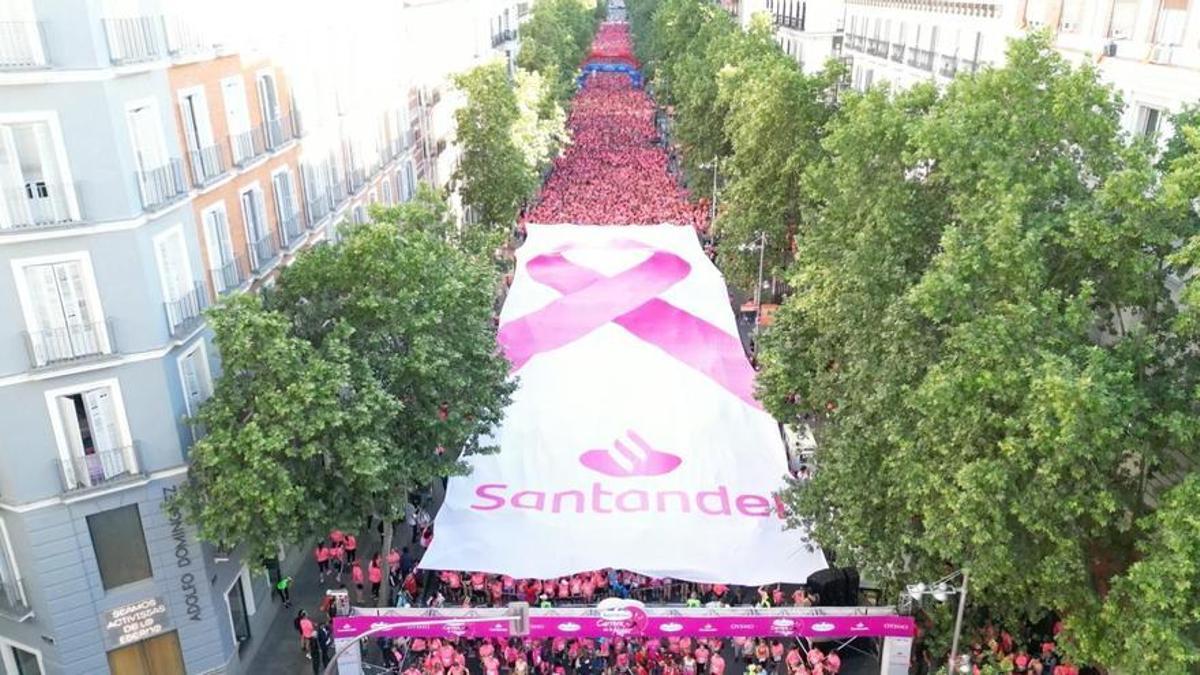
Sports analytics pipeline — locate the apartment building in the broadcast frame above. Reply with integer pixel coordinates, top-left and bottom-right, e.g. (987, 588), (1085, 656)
(839, 0), (1200, 138)
(739, 0), (846, 75)
(0, 0), (530, 672)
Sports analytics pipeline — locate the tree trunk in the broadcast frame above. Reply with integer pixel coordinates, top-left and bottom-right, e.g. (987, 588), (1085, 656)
(378, 518), (394, 608)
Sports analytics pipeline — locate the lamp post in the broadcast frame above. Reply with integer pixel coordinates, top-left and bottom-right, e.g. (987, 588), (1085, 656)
(698, 155), (720, 223)
(902, 569), (970, 675)
(735, 231), (768, 334)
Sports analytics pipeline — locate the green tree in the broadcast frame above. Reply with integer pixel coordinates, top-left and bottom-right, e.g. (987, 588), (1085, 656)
(269, 220), (515, 606)
(169, 295), (398, 564)
(758, 34), (1199, 667)
(512, 67), (567, 175)
(453, 62), (539, 251)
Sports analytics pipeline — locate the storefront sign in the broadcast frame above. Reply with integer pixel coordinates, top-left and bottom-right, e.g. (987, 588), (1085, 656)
(102, 596), (173, 650)
(163, 485), (203, 621)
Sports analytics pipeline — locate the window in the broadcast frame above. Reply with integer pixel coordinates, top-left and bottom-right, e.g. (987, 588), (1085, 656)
(1059, 0), (1084, 31)
(1109, 0), (1140, 38)
(240, 186), (271, 269)
(106, 631), (185, 675)
(368, 189), (378, 204)
(0, 118), (78, 229)
(87, 505), (153, 590)
(257, 72), (283, 148)
(201, 202), (238, 293)
(221, 77), (252, 163)
(352, 205), (367, 224)
(1154, 0), (1189, 44)
(49, 381), (135, 490)
(226, 575), (251, 647)
(382, 178), (394, 205)
(179, 88), (218, 181)
(271, 169), (298, 238)
(178, 341), (213, 419)
(1137, 105), (1163, 138)
(17, 255), (110, 366)
(154, 225), (195, 331)
(1024, 0), (1048, 27)
(0, 519), (26, 613)
(0, 639), (44, 675)
(126, 102), (168, 176)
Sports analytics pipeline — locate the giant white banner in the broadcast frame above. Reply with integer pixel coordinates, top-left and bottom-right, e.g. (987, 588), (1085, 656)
(422, 225), (826, 584)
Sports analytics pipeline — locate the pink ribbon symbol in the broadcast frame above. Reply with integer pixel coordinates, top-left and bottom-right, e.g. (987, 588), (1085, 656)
(498, 244), (760, 409)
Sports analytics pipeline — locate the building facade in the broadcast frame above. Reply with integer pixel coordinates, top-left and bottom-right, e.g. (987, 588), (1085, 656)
(0, 0), (527, 673)
(838, 0), (1200, 138)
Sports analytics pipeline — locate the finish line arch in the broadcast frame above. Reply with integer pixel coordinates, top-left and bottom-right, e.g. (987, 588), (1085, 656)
(332, 605), (914, 674)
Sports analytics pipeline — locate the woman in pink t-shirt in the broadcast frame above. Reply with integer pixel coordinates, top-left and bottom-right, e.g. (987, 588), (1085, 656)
(709, 652), (725, 675)
(350, 562), (365, 602)
(368, 556), (383, 599)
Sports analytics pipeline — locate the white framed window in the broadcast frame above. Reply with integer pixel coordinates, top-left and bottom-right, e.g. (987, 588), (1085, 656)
(1059, 0), (1084, 32)
(0, 635), (45, 675)
(44, 377), (136, 490)
(1024, 0), (1048, 27)
(1136, 104), (1164, 138)
(1109, 0), (1140, 39)
(382, 178), (394, 205)
(177, 87), (215, 155)
(270, 167), (299, 238)
(201, 200), (238, 293)
(126, 98), (169, 175)
(1153, 0), (1189, 45)
(256, 70), (284, 149)
(0, 518), (27, 611)
(352, 204), (366, 224)
(224, 566), (253, 648)
(11, 251), (111, 367)
(221, 76), (252, 163)
(239, 183), (271, 269)
(0, 112), (81, 229)
(368, 189), (378, 204)
(154, 224), (196, 331)
(177, 339), (213, 419)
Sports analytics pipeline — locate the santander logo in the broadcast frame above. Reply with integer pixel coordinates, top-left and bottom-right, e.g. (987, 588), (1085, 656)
(469, 430), (789, 520)
(579, 430), (682, 477)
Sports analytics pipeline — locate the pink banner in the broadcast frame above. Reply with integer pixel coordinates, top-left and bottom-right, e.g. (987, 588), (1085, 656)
(333, 613), (913, 641)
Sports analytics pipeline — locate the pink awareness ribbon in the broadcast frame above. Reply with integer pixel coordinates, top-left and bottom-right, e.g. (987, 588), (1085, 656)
(498, 245), (761, 410)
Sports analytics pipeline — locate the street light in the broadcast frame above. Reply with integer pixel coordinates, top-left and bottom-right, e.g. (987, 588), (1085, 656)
(735, 231), (768, 332)
(901, 569), (970, 675)
(322, 603), (529, 675)
(698, 155), (720, 222)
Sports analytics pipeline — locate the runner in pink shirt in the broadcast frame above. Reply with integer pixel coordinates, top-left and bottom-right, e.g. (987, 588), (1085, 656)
(824, 651), (841, 673)
(330, 529), (344, 546)
(368, 557), (383, 599)
(709, 652), (725, 675)
(344, 533), (358, 562)
(570, 575), (583, 597)
(350, 562), (364, 602)
(557, 578), (570, 599)
(439, 643), (455, 668)
(314, 542), (330, 582)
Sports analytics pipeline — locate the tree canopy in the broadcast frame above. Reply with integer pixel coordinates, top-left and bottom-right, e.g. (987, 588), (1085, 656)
(631, 0), (1200, 668)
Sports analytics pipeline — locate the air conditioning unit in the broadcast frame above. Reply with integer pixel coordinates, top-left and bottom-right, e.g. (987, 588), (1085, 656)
(1102, 41), (1117, 57)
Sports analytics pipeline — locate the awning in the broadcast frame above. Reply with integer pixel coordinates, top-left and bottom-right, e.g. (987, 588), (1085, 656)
(422, 225), (826, 584)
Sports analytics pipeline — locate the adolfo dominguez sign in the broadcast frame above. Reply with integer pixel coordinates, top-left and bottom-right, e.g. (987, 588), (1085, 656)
(102, 596), (173, 650)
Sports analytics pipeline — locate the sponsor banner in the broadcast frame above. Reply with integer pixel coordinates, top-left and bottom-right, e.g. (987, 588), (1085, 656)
(333, 611), (914, 640)
(423, 225), (826, 584)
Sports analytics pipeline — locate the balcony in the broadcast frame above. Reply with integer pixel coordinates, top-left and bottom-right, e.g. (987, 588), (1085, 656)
(348, 167), (368, 194)
(0, 578), (32, 621)
(491, 29), (518, 48)
(773, 14), (804, 30)
(908, 47), (935, 71)
(210, 254), (249, 295)
(187, 143), (228, 187)
(304, 185), (331, 225)
(23, 319), (115, 369)
(102, 16), (165, 65)
(1, 181), (81, 230)
(135, 158), (188, 211)
(249, 230), (281, 272)
(164, 283), (211, 337)
(58, 445), (143, 493)
(328, 176), (348, 209)
(0, 21), (50, 70)
(890, 42), (905, 62)
(867, 38), (889, 57)
(845, 34), (865, 52)
(229, 126), (267, 167)
(938, 54), (958, 78)
(264, 114), (298, 151)
(163, 15), (211, 57)
(278, 208), (306, 248)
